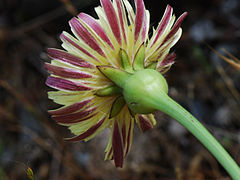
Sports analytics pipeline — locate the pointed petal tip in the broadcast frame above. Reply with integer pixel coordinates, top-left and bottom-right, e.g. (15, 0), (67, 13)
(137, 114), (153, 132)
(180, 12), (188, 21)
(166, 4), (172, 8)
(69, 17), (78, 26)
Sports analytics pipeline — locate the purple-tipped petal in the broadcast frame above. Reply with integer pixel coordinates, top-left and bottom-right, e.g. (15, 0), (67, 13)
(45, 63), (92, 79)
(60, 33), (99, 62)
(46, 76), (92, 91)
(138, 115), (153, 132)
(78, 13), (114, 49)
(159, 52), (176, 66)
(48, 98), (93, 116)
(67, 116), (105, 141)
(134, 0), (145, 42)
(47, 48), (94, 68)
(152, 5), (172, 45)
(52, 107), (97, 123)
(112, 121), (124, 168)
(101, 0), (121, 44)
(162, 12), (187, 45)
(69, 17), (106, 57)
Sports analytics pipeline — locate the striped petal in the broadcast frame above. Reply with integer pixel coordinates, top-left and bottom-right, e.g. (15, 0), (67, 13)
(112, 121), (124, 167)
(47, 48), (94, 68)
(46, 77), (92, 91)
(161, 12), (187, 45)
(101, 0), (121, 44)
(159, 52), (176, 67)
(104, 107), (134, 162)
(136, 114), (156, 132)
(151, 5), (173, 46)
(121, 123), (126, 146)
(45, 63), (92, 79)
(48, 98), (93, 115)
(141, 10), (149, 42)
(125, 118), (133, 155)
(134, 0), (146, 42)
(60, 33), (99, 62)
(66, 116), (106, 141)
(115, 0), (127, 43)
(155, 28), (182, 64)
(78, 13), (114, 49)
(69, 17), (106, 57)
(52, 107), (97, 123)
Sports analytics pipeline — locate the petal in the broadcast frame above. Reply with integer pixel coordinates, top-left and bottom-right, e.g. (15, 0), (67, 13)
(58, 113), (98, 125)
(66, 116), (106, 141)
(152, 5), (173, 45)
(138, 115), (152, 132)
(125, 118), (133, 155)
(48, 91), (90, 105)
(137, 114), (156, 132)
(100, 0), (121, 44)
(78, 13), (114, 49)
(107, 148), (113, 160)
(122, 0), (135, 24)
(155, 28), (182, 65)
(134, 0), (146, 42)
(52, 107), (97, 123)
(69, 17), (106, 57)
(121, 123), (126, 146)
(141, 10), (150, 42)
(115, 0), (127, 43)
(162, 12), (187, 45)
(159, 52), (176, 67)
(46, 76), (92, 91)
(112, 121), (124, 167)
(47, 48), (94, 68)
(105, 134), (114, 160)
(48, 98), (93, 115)
(45, 63), (92, 79)
(60, 33), (99, 62)
(146, 25), (183, 64)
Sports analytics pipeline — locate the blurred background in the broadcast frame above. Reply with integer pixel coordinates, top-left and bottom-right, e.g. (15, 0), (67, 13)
(0, 0), (240, 179)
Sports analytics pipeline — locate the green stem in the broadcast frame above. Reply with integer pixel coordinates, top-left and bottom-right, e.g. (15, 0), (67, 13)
(147, 91), (240, 179)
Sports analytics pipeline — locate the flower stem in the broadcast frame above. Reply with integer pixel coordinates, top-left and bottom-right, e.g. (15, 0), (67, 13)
(147, 91), (240, 179)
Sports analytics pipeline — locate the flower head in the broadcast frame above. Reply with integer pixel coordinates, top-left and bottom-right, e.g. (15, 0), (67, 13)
(46, 0), (187, 167)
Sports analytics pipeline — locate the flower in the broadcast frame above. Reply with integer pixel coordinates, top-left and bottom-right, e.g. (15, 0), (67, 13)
(46, 0), (187, 167)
